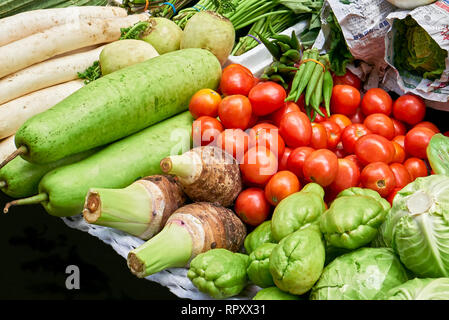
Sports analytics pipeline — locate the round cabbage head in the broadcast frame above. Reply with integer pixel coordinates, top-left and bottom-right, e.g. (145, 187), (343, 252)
(310, 247), (409, 300)
(386, 278), (449, 300)
(376, 175), (449, 278)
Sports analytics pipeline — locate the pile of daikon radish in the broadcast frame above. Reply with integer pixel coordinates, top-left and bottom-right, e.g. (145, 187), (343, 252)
(0, 6), (149, 161)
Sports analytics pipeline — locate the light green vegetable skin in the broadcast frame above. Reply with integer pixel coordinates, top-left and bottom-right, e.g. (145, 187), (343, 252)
(427, 133), (449, 177)
(4, 112), (194, 217)
(310, 247), (409, 300)
(385, 278), (449, 300)
(271, 183), (326, 242)
(244, 220), (277, 254)
(269, 225), (325, 295)
(376, 174), (449, 278)
(13, 48), (221, 164)
(247, 243), (276, 288)
(253, 287), (300, 300)
(188, 249), (249, 299)
(319, 187), (390, 250)
(0, 148), (97, 198)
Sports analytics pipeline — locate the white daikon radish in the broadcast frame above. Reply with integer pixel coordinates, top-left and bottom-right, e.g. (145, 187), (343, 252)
(0, 80), (84, 139)
(0, 6), (128, 47)
(0, 45), (105, 105)
(0, 13), (149, 78)
(0, 136), (16, 163)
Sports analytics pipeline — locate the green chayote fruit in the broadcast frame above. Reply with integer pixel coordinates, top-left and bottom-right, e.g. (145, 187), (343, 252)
(253, 287), (301, 300)
(319, 195), (388, 249)
(269, 225), (325, 295)
(187, 249), (248, 299)
(244, 220), (277, 254)
(247, 243), (276, 288)
(337, 187), (391, 212)
(271, 183), (326, 242)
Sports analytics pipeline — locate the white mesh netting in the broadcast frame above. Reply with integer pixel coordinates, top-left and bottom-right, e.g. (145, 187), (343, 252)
(61, 215), (261, 300)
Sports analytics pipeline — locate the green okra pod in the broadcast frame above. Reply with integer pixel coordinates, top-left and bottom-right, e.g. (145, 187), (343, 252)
(323, 70), (333, 117)
(286, 50), (309, 101)
(305, 58), (325, 107)
(311, 71), (325, 118)
(294, 49), (319, 102)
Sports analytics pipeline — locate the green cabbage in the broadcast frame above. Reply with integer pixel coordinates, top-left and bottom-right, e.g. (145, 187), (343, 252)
(377, 175), (449, 278)
(386, 278), (449, 300)
(393, 16), (447, 80)
(310, 247), (409, 300)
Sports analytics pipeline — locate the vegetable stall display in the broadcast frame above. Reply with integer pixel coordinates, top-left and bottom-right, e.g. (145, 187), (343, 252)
(1, 0), (449, 302)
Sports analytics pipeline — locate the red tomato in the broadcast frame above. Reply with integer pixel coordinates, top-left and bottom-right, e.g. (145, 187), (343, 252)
(287, 146), (314, 179)
(248, 113), (259, 128)
(404, 127), (435, 159)
(393, 135), (406, 149)
(268, 102), (301, 127)
(387, 187), (402, 206)
(279, 111), (312, 148)
(334, 142), (347, 158)
(391, 141), (406, 164)
(330, 85), (361, 116)
(329, 158), (360, 194)
(249, 123), (285, 157)
(389, 163), (412, 188)
(363, 113), (395, 140)
(192, 116), (224, 147)
(332, 69), (362, 90)
(350, 108), (365, 124)
(240, 146), (278, 186)
(360, 162), (396, 197)
(321, 120), (342, 150)
(313, 106), (330, 123)
(218, 95), (252, 130)
(216, 129), (249, 161)
(223, 64), (253, 76)
(278, 147), (292, 171)
(248, 82), (287, 116)
(392, 118), (407, 137)
(303, 149), (339, 187)
(444, 131), (449, 137)
(404, 157), (429, 180)
(188, 89), (222, 119)
(341, 123), (372, 154)
(361, 88), (393, 116)
(344, 154), (364, 172)
(413, 121), (440, 133)
(234, 188), (271, 226)
(329, 114), (352, 131)
(264, 170), (301, 206)
(220, 66), (255, 96)
(355, 134), (395, 165)
(393, 94), (426, 126)
(310, 122), (328, 149)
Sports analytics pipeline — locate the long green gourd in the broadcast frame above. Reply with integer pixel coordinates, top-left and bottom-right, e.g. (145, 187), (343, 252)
(8, 48), (221, 165)
(4, 111), (194, 217)
(0, 148), (99, 199)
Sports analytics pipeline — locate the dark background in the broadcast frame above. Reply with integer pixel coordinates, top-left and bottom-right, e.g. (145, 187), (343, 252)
(0, 106), (448, 300)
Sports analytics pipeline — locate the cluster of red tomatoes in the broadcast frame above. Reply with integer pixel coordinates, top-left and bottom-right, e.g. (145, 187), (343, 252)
(189, 64), (442, 227)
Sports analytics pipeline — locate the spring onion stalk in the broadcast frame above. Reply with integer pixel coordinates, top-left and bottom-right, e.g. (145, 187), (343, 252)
(127, 222), (193, 277)
(122, 0), (195, 17)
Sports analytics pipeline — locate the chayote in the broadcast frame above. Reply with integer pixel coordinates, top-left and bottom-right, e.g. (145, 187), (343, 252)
(337, 187), (391, 212)
(319, 194), (389, 250)
(244, 220), (277, 254)
(269, 225), (325, 295)
(187, 249), (249, 299)
(247, 243), (276, 288)
(253, 287), (301, 300)
(271, 183), (326, 242)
